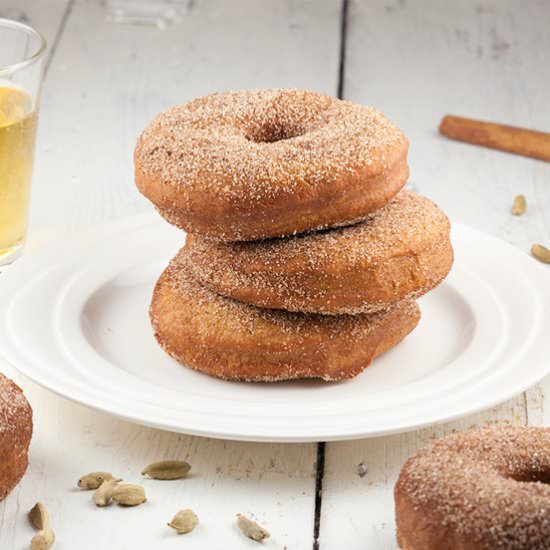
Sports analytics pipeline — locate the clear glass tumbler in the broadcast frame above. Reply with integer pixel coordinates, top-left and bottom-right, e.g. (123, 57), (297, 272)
(0, 18), (46, 271)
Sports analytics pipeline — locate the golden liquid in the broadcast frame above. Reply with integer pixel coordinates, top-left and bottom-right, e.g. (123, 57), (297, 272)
(0, 87), (37, 260)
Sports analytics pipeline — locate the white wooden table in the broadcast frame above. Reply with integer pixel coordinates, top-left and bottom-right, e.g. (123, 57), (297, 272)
(1, 1), (549, 548)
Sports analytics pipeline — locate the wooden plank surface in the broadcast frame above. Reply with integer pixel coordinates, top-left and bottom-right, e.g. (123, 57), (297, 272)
(0, 0), (72, 51)
(319, 1), (550, 548)
(1, 1), (549, 549)
(0, 0), (342, 548)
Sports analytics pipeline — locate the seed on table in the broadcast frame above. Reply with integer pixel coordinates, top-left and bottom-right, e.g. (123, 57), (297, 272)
(28, 502), (49, 530)
(531, 243), (550, 264)
(236, 513), (270, 541)
(30, 526), (55, 550)
(111, 483), (147, 506)
(168, 509), (199, 534)
(511, 194), (527, 215)
(92, 478), (120, 507)
(141, 460), (191, 480)
(77, 471), (117, 490)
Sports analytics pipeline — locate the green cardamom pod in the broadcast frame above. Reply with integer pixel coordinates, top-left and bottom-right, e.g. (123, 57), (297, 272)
(512, 194), (527, 216)
(168, 509), (199, 534)
(77, 471), (116, 490)
(532, 243), (550, 264)
(111, 483), (147, 506)
(141, 460), (191, 480)
(30, 526), (55, 550)
(92, 478), (120, 507)
(236, 514), (270, 541)
(28, 502), (49, 530)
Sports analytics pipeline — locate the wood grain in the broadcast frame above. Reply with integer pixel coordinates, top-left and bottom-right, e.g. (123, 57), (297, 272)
(0, 0), (71, 49)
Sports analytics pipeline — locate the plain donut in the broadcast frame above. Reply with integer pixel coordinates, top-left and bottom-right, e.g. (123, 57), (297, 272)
(150, 250), (421, 382)
(185, 191), (453, 314)
(134, 89), (409, 241)
(394, 425), (550, 550)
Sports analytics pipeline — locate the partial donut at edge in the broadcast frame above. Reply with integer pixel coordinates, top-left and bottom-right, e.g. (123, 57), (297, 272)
(394, 425), (550, 550)
(0, 372), (32, 502)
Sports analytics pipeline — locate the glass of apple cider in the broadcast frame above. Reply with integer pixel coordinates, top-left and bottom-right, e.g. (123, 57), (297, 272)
(0, 19), (46, 270)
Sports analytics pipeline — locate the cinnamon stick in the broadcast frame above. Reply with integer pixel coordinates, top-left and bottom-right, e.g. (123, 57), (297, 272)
(439, 115), (550, 162)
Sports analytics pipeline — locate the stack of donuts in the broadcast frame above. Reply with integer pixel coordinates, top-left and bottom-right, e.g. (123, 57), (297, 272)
(135, 89), (453, 382)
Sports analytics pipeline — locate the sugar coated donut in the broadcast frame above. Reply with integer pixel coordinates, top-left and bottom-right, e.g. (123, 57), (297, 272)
(395, 425), (550, 550)
(150, 250), (420, 382)
(0, 372), (32, 501)
(185, 190), (453, 314)
(135, 89), (409, 241)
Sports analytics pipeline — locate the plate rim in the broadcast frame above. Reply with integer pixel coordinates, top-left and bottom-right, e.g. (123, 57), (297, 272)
(1, 212), (550, 442)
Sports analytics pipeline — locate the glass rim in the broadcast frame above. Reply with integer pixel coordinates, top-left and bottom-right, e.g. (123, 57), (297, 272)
(0, 17), (47, 74)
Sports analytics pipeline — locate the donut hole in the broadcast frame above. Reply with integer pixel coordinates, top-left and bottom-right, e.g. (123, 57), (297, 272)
(508, 468), (550, 484)
(244, 121), (307, 143)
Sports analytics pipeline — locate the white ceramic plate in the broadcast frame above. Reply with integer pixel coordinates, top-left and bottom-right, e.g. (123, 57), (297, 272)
(1, 213), (549, 442)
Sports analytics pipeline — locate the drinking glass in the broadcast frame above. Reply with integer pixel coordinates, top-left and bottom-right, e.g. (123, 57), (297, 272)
(0, 18), (46, 271)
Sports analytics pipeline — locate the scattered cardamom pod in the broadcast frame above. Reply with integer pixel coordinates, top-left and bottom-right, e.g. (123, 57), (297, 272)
(29, 502), (49, 530)
(141, 460), (191, 480)
(30, 526), (55, 550)
(92, 478), (120, 507)
(531, 243), (550, 264)
(111, 483), (147, 506)
(167, 509), (199, 534)
(512, 194), (527, 216)
(78, 471), (117, 490)
(236, 514), (270, 542)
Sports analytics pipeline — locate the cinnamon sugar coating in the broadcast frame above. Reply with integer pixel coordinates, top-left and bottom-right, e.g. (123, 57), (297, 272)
(186, 190), (453, 314)
(134, 89), (409, 241)
(395, 426), (550, 550)
(0, 372), (33, 501)
(150, 250), (420, 382)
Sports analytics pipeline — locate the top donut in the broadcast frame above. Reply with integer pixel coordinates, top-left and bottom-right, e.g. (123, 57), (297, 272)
(134, 89), (409, 241)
